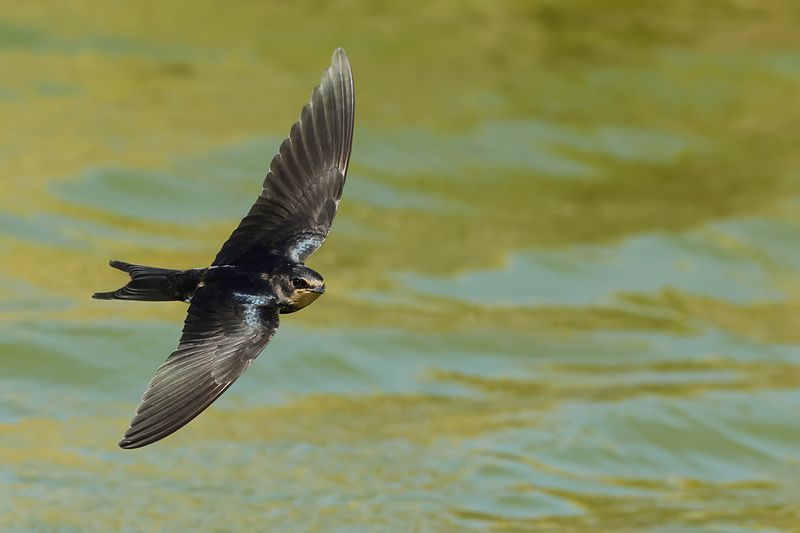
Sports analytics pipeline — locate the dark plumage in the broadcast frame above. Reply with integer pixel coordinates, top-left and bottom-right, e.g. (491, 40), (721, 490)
(93, 49), (354, 449)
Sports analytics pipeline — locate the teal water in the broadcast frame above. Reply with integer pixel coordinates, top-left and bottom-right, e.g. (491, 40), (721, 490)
(3, 2), (800, 531)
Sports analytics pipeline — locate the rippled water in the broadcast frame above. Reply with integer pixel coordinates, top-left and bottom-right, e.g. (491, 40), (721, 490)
(3, 2), (800, 531)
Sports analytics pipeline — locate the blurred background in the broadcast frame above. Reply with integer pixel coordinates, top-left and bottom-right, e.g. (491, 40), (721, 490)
(2, 1), (800, 531)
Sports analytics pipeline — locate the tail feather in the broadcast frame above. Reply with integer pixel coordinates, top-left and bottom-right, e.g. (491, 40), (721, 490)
(93, 260), (184, 302)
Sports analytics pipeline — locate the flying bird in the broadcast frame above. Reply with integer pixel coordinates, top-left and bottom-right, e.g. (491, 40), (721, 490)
(93, 48), (354, 449)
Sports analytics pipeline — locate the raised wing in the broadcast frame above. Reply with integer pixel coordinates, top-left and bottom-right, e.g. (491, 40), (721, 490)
(213, 47), (355, 266)
(118, 290), (279, 449)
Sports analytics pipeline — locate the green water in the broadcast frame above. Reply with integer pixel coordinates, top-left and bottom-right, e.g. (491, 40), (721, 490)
(3, 1), (800, 530)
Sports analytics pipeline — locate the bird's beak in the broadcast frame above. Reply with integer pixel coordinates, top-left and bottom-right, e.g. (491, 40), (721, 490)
(310, 285), (325, 294)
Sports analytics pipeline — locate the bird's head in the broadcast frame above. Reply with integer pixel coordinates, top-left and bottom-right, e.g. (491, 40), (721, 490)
(275, 264), (325, 313)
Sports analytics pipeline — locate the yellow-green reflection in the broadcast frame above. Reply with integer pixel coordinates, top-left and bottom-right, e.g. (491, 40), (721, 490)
(3, 1), (800, 531)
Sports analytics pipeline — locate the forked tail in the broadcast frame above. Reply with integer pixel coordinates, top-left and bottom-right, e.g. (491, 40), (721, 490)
(93, 260), (194, 302)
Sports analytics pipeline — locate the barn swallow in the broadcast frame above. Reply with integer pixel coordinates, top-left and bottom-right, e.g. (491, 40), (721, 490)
(93, 48), (354, 449)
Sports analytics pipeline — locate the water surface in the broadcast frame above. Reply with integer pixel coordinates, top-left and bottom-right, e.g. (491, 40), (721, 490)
(2, 2), (800, 531)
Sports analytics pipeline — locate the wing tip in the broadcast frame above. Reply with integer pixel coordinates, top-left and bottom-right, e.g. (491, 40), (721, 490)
(118, 431), (146, 449)
(330, 47), (351, 77)
(118, 438), (137, 449)
(332, 47), (347, 61)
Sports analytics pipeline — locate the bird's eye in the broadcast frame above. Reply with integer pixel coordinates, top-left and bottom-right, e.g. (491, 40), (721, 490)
(291, 277), (308, 289)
